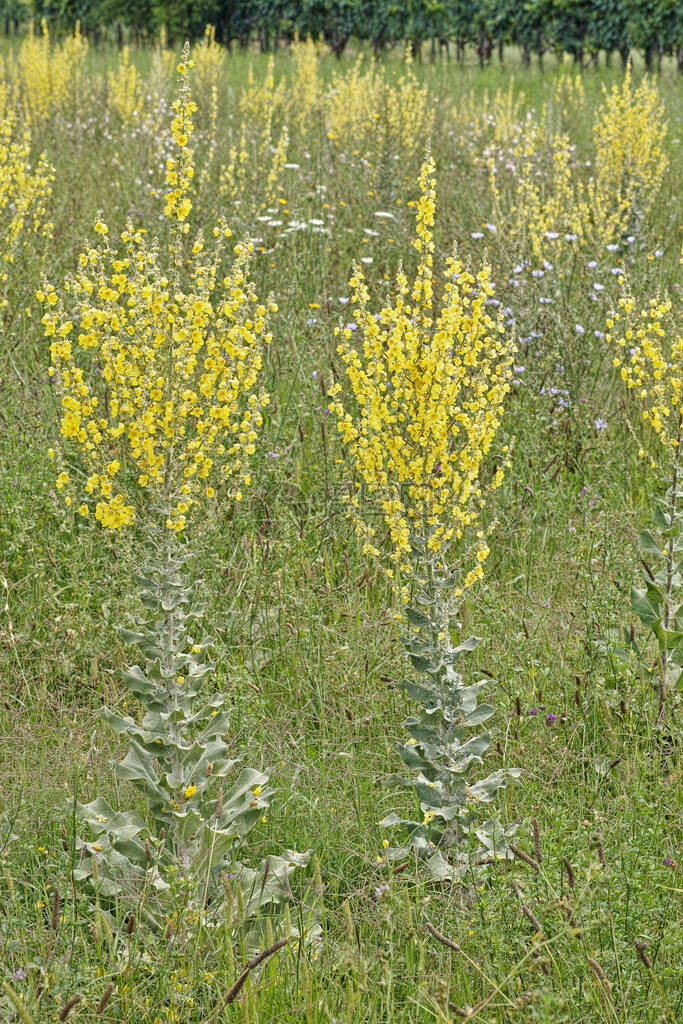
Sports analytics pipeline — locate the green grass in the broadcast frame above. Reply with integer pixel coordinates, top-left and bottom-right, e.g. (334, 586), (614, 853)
(0, 41), (681, 1023)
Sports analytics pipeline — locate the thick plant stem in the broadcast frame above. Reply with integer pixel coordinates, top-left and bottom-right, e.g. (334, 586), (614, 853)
(659, 414), (682, 722)
(156, 527), (187, 866)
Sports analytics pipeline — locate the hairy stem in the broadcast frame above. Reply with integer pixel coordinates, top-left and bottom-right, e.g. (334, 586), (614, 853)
(660, 413), (682, 722)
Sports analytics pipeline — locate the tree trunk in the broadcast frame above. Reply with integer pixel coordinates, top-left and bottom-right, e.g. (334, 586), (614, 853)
(329, 32), (349, 58)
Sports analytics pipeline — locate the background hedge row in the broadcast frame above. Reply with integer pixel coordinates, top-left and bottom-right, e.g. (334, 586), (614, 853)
(2, 1), (681, 69)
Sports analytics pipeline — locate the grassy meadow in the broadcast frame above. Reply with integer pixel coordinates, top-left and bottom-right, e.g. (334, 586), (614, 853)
(0, 32), (681, 1023)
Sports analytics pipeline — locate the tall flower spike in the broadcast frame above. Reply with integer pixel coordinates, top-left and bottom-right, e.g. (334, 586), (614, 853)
(608, 290), (681, 466)
(41, 48), (275, 531)
(164, 44), (197, 233)
(330, 154), (516, 599)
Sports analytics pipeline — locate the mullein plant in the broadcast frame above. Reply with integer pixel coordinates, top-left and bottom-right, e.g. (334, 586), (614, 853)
(17, 19), (89, 122)
(609, 278), (683, 721)
(486, 66), (667, 263)
(0, 98), (54, 377)
(40, 47), (307, 926)
(329, 152), (521, 882)
(107, 45), (142, 124)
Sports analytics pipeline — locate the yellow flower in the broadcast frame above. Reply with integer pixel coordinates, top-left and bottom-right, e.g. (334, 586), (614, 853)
(43, 49), (272, 532)
(331, 153), (515, 591)
(184, 784), (197, 799)
(609, 290), (681, 465)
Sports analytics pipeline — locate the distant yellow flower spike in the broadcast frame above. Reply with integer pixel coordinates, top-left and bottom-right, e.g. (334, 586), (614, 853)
(17, 20), (88, 121)
(486, 65), (667, 261)
(608, 290), (682, 466)
(107, 46), (142, 124)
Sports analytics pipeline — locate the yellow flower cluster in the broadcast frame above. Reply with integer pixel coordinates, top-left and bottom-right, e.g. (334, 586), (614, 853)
(192, 24), (225, 100)
(218, 60), (289, 219)
(216, 42), (430, 202)
(238, 57), (286, 126)
(486, 65), (668, 260)
(164, 59), (197, 227)
(325, 55), (382, 145)
(0, 110), (54, 304)
(287, 36), (321, 136)
(326, 51), (434, 171)
(591, 66), (668, 240)
(380, 51), (434, 166)
(17, 20), (88, 121)
(0, 111), (54, 238)
(107, 46), (142, 124)
(551, 69), (585, 124)
(329, 155), (516, 595)
(42, 51), (274, 531)
(490, 122), (587, 261)
(608, 290), (682, 463)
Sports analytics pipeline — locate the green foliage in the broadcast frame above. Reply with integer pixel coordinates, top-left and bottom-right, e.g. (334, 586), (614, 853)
(588, 0), (630, 59)
(626, 0), (678, 66)
(380, 560), (520, 881)
(628, 475), (683, 718)
(72, 537), (307, 922)
(15, 1), (683, 63)
(300, 1), (360, 56)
